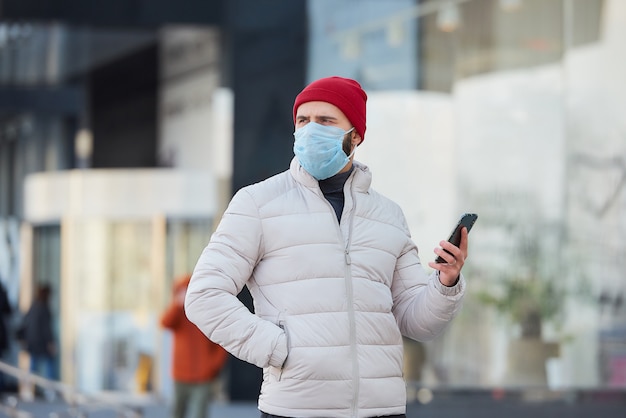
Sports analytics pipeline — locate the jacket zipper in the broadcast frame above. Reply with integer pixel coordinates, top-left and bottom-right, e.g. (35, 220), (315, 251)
(317, 176), (360, 416)
(344, 183), (359, 418)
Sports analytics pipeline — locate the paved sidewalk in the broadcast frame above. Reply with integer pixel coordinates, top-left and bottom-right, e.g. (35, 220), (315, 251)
(142, 400), (259, 418)
(4, 389), (626, 418)
(1, 396), (259, 418)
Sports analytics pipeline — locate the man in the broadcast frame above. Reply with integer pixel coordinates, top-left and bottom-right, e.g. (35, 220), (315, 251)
(185, 76), (468, 418)
(161, 274), (228, 418)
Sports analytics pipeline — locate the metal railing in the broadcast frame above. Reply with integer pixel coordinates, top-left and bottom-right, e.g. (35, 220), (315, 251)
(0, 361), (146, 418)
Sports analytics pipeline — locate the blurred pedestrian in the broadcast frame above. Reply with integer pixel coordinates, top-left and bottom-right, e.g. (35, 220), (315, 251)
(19, 284), (57, 381)
(161, 274), (228, 418)
(0, 280), (11, 353)
(185, 76), (468, 418)
(0, 279), (12, 390)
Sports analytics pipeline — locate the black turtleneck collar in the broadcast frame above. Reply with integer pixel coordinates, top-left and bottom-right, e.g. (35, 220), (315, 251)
(319, 166), (354, 222)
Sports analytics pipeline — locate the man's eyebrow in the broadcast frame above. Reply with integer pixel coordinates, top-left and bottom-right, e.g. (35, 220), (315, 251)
(295, 114), (338, 121)
(309, 115), (338, 121)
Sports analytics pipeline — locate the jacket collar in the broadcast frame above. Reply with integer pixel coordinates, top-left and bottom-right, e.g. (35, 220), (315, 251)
(289, 157), (372, 193)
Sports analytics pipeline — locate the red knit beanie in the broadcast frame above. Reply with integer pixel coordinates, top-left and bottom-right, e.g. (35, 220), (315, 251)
(293, 76), (368, 141)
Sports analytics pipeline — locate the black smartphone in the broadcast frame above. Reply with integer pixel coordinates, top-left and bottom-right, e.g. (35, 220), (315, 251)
(435, 213), (478, 263)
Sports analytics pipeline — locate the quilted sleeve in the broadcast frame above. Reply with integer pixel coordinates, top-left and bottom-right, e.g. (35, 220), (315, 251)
(391, 231), (465, 342)
(185, 188), (288, 369)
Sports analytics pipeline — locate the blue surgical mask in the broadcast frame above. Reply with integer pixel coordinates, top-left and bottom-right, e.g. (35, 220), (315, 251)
(293, 122), (355, 180)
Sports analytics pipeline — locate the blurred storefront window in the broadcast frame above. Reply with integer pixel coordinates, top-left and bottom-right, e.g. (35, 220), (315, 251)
(165, 219), (214, 291)
(21, 168), (218, 393)
(70, 220), (156, 392)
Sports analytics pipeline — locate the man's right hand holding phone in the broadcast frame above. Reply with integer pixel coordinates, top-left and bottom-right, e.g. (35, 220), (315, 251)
(428, 212), (477, 286)
(428, 226), (469, 287)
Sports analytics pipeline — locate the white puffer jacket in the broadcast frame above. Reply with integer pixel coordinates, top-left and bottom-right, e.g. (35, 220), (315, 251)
(186, 158), (465, 418)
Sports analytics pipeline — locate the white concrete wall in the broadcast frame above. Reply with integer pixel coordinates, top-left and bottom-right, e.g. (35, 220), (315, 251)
(23, 169), (217, 223)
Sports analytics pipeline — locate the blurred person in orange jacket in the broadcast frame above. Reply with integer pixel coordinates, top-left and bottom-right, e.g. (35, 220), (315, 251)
(161, 274), (228, 418)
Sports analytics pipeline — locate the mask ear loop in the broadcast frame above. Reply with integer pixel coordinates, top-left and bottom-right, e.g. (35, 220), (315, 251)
(348, 145), (357, 159)
(346, 127), (358, 158)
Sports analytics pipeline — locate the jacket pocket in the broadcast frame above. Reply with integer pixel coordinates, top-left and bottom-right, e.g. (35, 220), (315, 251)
(274, 321), (290, 381)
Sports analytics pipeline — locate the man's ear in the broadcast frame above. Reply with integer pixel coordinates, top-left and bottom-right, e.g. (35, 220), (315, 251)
(353, 132), (363, 146)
